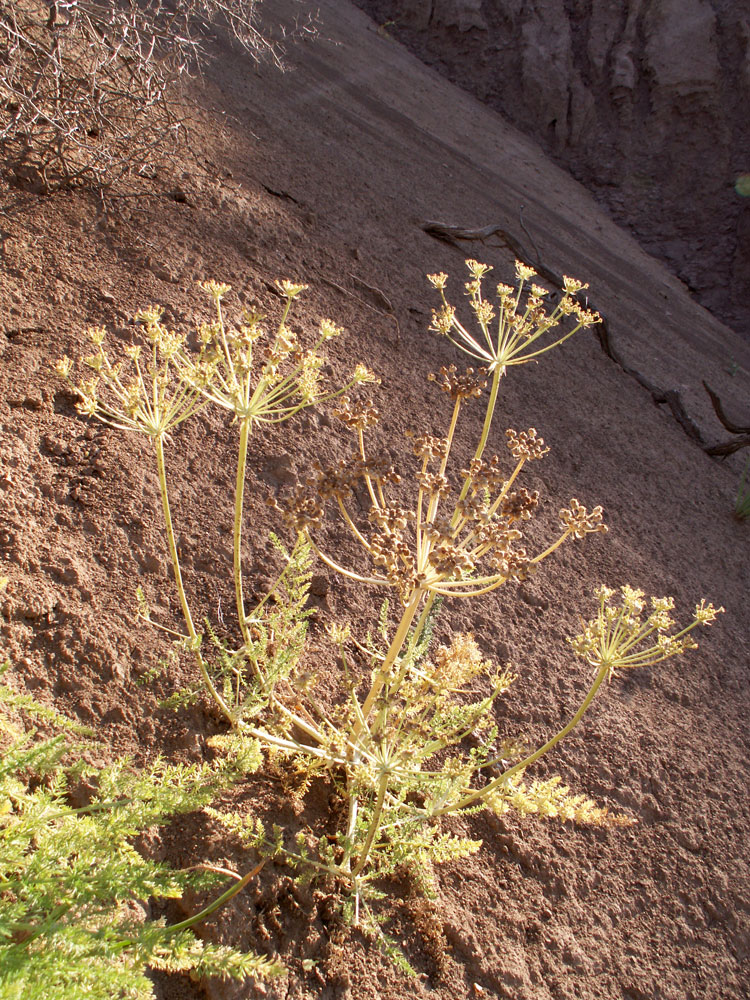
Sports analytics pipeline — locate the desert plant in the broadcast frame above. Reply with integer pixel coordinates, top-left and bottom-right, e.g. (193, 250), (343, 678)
(204, 262), (720, 951)
(56, 280), (373, 726)
(0, 0), (281, 191)
(55, 262), (723, 964)
(0, 583), (279, 999)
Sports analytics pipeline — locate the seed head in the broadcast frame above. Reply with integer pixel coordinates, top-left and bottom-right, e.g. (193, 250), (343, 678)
(369, 505), (414, 535)
(353, 364), (380, 385)
(281, 485), (324, 532)
(455, 494), (493, 525)
(311, 459), (357, 501)
(694, 599), (724, 624)
(201, 280), (232, 301)
(569, 586), (723, 676)
(416, 471), (450, 499)
(515, 260), (536, 282)
(319, 318), (344, 340)
(54, 356), (73, 379)
(429, 304), (456, 336)
(500, 488), (540, 523)
(559, 499), (607, 537)
(463, 454), (505, 492)
(563, 276), (587, 295)
(86, 326), (107, 346)
(466, 259), (493, 279)
(274, 279), (308, 299)
(427, 542), (476, 580)
(428, 364), (487, 400)
(506, 428), (550, 462)
(333, 396), (380, 430)
(488, 549), (534, 582)
(409, 433), (449, 463)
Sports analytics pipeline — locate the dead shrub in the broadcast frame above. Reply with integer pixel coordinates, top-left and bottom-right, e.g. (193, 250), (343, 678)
(0, 0), (281, 192)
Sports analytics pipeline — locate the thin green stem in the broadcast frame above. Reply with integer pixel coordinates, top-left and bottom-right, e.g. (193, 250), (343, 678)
(441, 659), (610, 815)
(342, 789), (360, 874)
(474, 363), (502, 464)
(358, 427), (381, 510)
(387, 591), (438, 702)
(234, 416), (254, 655)
(159, 861), (266, 936)
(153, 435), (233, 722)
(409, 592), (437, 653)
(530, 528), (573, 565)
(306, 535), (389, 586)
(456, 363), (502, 510)
(424, 396), (462, 530)
(351, 770), (389, 878)
(357, 590), (424, 730)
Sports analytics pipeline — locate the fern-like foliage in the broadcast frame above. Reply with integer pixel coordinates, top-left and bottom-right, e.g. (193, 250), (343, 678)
(207, 533), (315, 726)
(0, 664), (278, 999)
(488, 774), (634, 826)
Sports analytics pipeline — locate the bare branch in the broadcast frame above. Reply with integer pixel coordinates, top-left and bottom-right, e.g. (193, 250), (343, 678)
(0, 0), (286, 191)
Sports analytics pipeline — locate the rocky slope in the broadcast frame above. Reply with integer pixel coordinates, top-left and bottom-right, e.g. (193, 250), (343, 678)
(356, 0), (750, 339)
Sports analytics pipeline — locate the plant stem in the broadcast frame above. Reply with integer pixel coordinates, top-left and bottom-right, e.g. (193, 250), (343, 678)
(387, 591), (437, 701)
(456, 363), (502, 509)
(475, 363), (502, 464)
(234, 416), (255, 656)
(153, 435), (233, 722)
(342, 788), (360, 873)
(351, 770), (389, 879)
(161, 860), (266, 935)
(357, 590), (424, 729)
(410, 592), (437, 653)
(443, 659), (610, 815)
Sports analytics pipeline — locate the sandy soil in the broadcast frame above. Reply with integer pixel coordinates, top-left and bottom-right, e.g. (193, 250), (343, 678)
(1, 2), (749, 998)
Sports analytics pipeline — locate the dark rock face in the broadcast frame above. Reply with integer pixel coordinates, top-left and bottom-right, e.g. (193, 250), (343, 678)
(357, 0), (750, 339)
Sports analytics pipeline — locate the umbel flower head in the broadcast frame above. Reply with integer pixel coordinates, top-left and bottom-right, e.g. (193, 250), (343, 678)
(427, 258), (600, 374)
(54, 315), (204, 440)
(56, 281), (376, 438)
(173, 280), (376, 425)
(569, 585), (724, 678)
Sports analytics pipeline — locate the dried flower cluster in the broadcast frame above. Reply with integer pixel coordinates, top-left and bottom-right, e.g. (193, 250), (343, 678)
(55, 316), (203, 439)
(283, 373), (605, 604)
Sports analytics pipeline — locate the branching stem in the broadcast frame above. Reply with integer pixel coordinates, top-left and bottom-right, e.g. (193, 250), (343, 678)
(234, 416), (255, 658)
